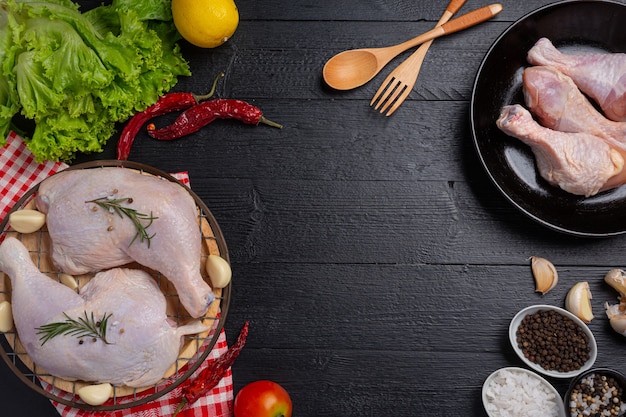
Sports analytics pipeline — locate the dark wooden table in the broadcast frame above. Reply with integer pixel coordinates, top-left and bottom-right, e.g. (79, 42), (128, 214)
(2, 0), (626, 415)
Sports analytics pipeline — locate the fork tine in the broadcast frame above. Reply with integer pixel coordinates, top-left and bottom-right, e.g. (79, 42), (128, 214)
(373, 81), (401, 111)
(383, 84), (413, 116)
(369, 0), (469, 115)
(370, 74), (396, 108)
(378, 82), (408, 114)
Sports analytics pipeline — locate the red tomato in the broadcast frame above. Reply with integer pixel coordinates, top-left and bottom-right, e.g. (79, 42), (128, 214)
(234, 380), (293, 417)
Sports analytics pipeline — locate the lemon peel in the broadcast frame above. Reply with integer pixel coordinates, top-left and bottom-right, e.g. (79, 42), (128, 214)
(172, 0), (239, 48)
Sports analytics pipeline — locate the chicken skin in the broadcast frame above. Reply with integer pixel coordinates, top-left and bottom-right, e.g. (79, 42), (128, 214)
(496, 104), (624, 197)
(522, 65), (626, 190)
(0, 237), (209, 387)
(527, 37), (626, 122)
(523, 65), (626, 145)
(35, 167), (213, 318)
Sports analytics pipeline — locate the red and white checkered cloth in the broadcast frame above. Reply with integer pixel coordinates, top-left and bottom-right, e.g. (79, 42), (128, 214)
(0, 132), (233, 417)
(0, 131), (68, 222)
(41, 322), (233, 417)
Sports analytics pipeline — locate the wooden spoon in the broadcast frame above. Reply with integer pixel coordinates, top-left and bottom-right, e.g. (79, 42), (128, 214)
(323, 3), (503, 90)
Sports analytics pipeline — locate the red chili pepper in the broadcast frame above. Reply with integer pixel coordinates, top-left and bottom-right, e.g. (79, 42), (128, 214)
(146, 98), (283, 141)
(116, 73), (225, 160)
(173, 321), (249, 416)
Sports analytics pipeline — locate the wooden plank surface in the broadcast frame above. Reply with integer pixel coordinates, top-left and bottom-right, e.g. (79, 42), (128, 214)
(2, 0), (626, 416)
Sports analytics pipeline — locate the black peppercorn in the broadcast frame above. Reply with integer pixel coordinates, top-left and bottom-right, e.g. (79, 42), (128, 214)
(569, 372), (626, 417)
(516, 309), (590, 373)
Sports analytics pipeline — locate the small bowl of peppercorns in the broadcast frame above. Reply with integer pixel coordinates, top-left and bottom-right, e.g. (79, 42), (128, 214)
(509, 304), (597, 379)
(565, 368), (626, 417)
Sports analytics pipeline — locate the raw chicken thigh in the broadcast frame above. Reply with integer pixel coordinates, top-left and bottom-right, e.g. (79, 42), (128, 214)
(35, 167), (212, 318)
(527, 37), (626, 122)
(0, 237), (209, 387)
(523, 65), (626, 147)
(496, 104), (624, 197)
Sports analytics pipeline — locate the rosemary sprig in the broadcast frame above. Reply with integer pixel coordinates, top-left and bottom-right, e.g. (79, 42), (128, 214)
(86, 196), (158, 247)
(36, 311), (113, 346)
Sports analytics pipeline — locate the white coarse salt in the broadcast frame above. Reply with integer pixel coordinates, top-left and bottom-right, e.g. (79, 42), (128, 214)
(484, 368), (561, 417)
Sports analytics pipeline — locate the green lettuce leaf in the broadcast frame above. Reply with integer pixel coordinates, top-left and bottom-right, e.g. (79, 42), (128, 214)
(29, 106), (116, 161)
(24, 18), (113, 91)
(0, 76), (19, 139)
(0, 0), (190, 162)
(112, 0), (172, 22)
(15, 50), (65, 118)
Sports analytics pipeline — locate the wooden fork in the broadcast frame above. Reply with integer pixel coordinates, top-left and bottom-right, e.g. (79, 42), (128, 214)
(370, 0), (466, 116)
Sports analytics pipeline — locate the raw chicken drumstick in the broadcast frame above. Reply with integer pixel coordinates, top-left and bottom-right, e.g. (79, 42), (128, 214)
(527, 37), (626, 122)
(523, 65), (626, 143)
(522, 65), (626, 190)
(496, 104), (624, 197)
(36, 167), (213, 318)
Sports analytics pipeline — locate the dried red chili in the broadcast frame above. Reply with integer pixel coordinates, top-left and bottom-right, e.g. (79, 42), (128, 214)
(116, 74), (225, 160)
(172, 320), (249, 416)
(116, 94), (196, 160)
(146, 98), (283, 141)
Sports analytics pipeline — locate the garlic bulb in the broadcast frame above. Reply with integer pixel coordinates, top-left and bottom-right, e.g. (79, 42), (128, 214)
(530, 256), (558, 294)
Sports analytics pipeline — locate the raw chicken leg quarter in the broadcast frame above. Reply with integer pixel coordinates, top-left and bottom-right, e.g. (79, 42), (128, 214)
(35, 167), (213, 318)
(0, 237), (210, 387)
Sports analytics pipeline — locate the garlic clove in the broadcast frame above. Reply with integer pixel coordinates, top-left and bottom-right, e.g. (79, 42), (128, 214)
(530, 256), (558, 294)
(604, 269), (626, 337)
(77, 383), (113, 406)
(606, 302), (626, 336)
(605, 269), (626, 297)
(0, 301), (13, 332)
(205, 254), (232, 289)
(60, 273), (78, 291)
(565, 281), (594, 323)
(9, 209), (46, 234)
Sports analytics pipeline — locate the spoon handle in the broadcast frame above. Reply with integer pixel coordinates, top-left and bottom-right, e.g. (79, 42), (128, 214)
(444, 0), (467, 19)
(393, 3), (503, 53)
(441, 3), (502, 35)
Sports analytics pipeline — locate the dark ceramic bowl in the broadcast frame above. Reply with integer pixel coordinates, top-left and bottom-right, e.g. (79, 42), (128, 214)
(564, 368), (626, 416)
(470, 0), (626, 237)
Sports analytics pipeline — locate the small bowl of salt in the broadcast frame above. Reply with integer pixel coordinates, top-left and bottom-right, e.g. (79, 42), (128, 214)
(565, 368), (626, 417)
(483, 367), (565, 417)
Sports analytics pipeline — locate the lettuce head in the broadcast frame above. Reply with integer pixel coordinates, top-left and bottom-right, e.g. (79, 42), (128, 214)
(0, 0), (190, 162)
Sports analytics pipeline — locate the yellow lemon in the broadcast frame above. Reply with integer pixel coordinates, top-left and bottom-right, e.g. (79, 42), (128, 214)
(172, 0), (239, 48)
